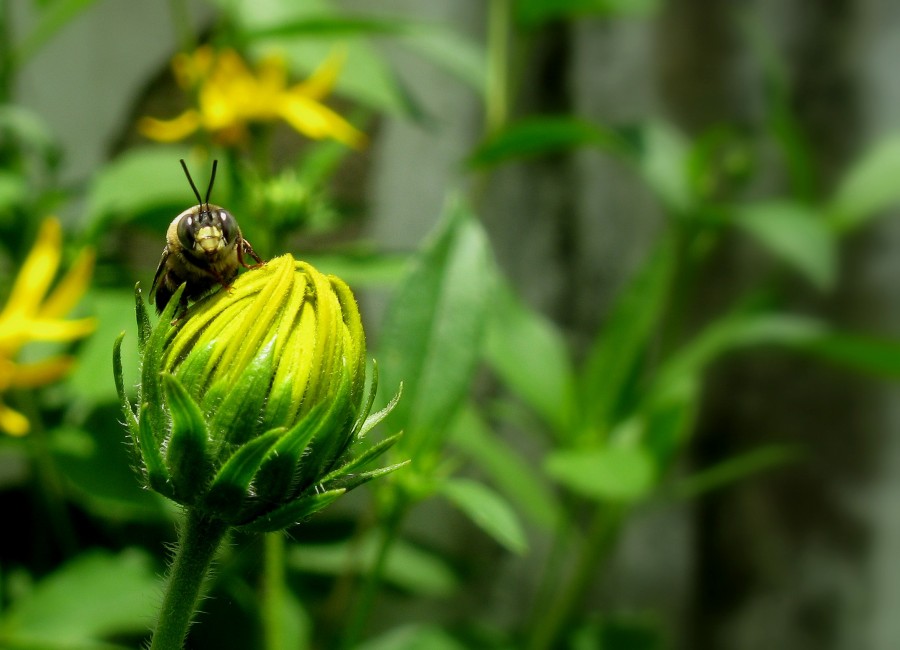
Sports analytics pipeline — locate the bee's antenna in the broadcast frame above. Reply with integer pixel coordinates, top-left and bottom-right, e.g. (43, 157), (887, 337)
(180, 159), (203, 205)
(205, 160), (218, 207)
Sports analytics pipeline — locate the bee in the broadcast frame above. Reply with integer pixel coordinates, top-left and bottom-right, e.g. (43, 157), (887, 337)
(151, 159), (263, 314)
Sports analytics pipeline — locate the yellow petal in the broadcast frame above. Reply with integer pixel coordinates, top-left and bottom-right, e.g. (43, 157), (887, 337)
(27, 317), (96, 343)
(292, 48), (346, 101)
(3, 219), (61, 319)
(276, 94), (366, 148)
(10, 356), (75, 388)
(138, 110), (202, 142)
(0, 402), (30, 436)
(40, 248), (95, 319)
(172, 45), (215, 88)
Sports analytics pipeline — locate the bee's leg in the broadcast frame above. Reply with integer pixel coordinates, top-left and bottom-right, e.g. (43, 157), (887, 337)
(239, 238), (264, 268)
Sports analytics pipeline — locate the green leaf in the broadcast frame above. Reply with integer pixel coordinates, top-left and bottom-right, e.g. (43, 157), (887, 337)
(356, 624), (469, 650)
(580, 235), (677, 439)
(437, 477), (528, 555)
(12, 0), (100, 66)
(0, 105), (59, 162)
(450, 406), (559, 529)
(674, 444), (802, 500)
(733, 201), (836, 290)
(630, 121), (694, 214)
(82, 146), (203, 238)
(517, 0), (662, 26)
(319, 433), (404, 485)
(468, 116), (620, 168)
(829, 133), (900, 232)
(544, 446), (656, 502)
(288, 533), (459, 596)
(138, 402), (171, 499)
(484, 280), (576, 434)
(210, 339), (277, 447)
(796, 331), (900, 378)
(239, 488), (346, 533)
(378, 199), (495, 458)
(0, 550), (159, 644)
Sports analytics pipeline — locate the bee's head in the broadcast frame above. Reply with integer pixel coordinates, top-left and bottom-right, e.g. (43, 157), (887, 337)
(177, 159), (239, 256)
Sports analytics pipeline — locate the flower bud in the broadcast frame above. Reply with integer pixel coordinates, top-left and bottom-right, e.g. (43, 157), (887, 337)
(114, 254), (404, 532)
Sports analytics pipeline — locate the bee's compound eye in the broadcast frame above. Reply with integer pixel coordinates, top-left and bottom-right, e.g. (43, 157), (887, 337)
(218, 210), (239, 243)
(176, 214), (196, 249)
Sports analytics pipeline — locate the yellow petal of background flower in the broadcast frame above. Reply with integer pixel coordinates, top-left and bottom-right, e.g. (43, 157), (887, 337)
(0, 402), (30, 436)
(292, 49), (346, 101)
(40, 248), (95, 319)
(11, 356), (75, 388)
(172, 45), (215, 88)
(27, 317), (97, 343)
(3, 219), (61, 319)
(276, 94), (365, 148)
(138, 110), (202, 142)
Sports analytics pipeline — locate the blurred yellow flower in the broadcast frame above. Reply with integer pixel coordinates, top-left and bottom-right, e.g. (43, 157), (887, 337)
(138, 46), (365, 148)
(0, 219), (96, 436)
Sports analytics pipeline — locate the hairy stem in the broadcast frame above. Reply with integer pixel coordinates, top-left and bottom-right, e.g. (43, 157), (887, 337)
(150, 510), (228, 650)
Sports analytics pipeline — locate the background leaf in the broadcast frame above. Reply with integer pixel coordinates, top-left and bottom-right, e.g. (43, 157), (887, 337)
(438, 477), (529, 555)
(828, 133), (900, 232)
(544, 446), (656, 503)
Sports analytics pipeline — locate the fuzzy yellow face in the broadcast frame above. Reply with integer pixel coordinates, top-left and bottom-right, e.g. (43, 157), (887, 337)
(151, 204), (261, 313)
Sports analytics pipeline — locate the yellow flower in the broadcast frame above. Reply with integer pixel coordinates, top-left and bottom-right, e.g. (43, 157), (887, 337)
(0, 219), (96, 436)
(138, 46), (365, 148)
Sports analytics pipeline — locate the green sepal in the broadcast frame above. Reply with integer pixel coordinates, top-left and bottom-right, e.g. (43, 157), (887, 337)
(357, 382), (403, 439)
(141, 284), (184, 443)
(113, 331), (138, 438)
(162, 373), (213, 503)
(236, 488), (347, 534)
(350, 360), (379, 437)
(326, 461), (410, 493)
(318, 432), (404, 486)
(253, 401), (329, 507)
(203, 429), (284, 522)
(209, 338), (277, 449)
(299, 371), (355, 483)
(173, 339), (216, 401)
(134, 282), (152, 356)
(138, 402), (173, 500)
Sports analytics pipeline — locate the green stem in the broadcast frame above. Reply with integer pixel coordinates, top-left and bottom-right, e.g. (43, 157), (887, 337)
(150, 510), (228, 650)
(340, 498), (406, 649)
(261, 532), (286, 650)
(166, 0), (196, 53)
(0, 1), (11, 102)
(527, 506), (624, 650)
(485, 0), (512, 135)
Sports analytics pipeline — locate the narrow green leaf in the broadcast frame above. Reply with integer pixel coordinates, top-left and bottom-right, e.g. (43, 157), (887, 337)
(378, 199), (495, 458)
(517, 0), (661, 26)
(630, 121), (694, 214)
(797, 332), (900, 379)
(580, 236), (676, 439)
(450, 406), (559, 529)
(162, 374), (212, 501)
(287, 532), (459, 597)
(438, 477), (528, 555)
(356, 624), (469, 650)
(205, 429), (283, 522)
(733, 201), (836, 290)
(13, 0), (100, 65)
(134, 283), (152, 356)
(239, 489), (346, 533)
(484, 280), (576, 434)
(829, 133), (900, 232)
(83, 146), (199, 238)
(0, 550), (159, 644)
(140, 284), (184, 441)
(468, 116), (620, 168)
(544, 446), (656, 503)
(674, 444), (802, 500)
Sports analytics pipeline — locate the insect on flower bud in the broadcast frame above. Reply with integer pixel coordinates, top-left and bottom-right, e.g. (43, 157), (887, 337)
(113, 254), (405, 532)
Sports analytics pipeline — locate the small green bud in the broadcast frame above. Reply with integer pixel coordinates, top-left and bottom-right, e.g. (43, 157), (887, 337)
(114, 255), (404, 532)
